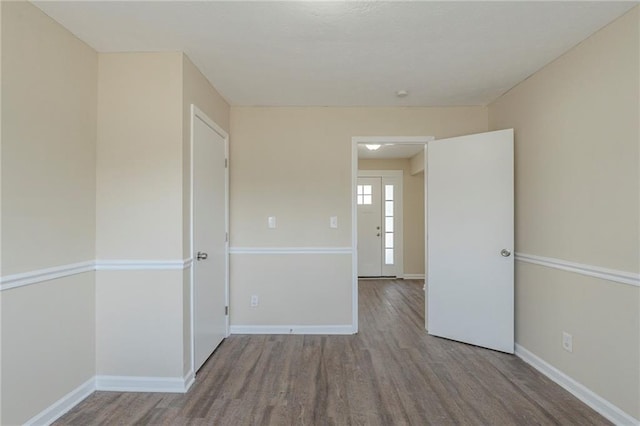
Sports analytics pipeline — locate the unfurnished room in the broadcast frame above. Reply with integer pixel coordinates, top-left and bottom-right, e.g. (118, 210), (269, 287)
(0, 1), (639, 425)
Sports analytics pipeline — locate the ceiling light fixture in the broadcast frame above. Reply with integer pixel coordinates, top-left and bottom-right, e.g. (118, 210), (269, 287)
(365, 144), (381, 151)
(396, 90), (409, 98)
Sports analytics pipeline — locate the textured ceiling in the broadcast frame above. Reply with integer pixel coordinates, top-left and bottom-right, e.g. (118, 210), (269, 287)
(33, 1), (636, 107)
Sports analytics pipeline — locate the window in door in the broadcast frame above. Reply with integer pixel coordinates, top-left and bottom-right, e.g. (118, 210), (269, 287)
(357, 184), (373, 205)
(384, 184), (394, 265)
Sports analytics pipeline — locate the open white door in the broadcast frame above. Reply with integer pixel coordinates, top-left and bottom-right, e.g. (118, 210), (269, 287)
(427, 129), (514, 353)
(192, 107), (228, 372)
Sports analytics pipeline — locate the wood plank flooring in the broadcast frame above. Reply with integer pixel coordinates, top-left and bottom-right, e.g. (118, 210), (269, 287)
(55, 279), (610, 425)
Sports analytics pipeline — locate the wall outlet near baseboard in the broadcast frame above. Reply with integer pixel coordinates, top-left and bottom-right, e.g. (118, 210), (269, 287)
(250, 294), (259, 307)
(562, 331), (573, 352)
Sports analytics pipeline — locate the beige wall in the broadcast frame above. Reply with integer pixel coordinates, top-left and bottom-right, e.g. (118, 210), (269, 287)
(96, 270), (184, 377)
(96, 51), (231, 379)
(181, 53), (230, 375)
(1, 2), (97, 424)
(229, 106), (487, 326)
(358, 158), (425, 276)
(181, 54), (230, 259)
(96, 52), (186, 379)
(97, 52), (183, 260)
(489, 7), (639, 419)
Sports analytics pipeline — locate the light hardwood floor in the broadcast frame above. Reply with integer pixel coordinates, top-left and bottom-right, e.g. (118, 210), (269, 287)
(55, 279), (609, 425)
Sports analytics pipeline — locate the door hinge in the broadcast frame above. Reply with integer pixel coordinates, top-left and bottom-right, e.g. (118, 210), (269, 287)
(225, 158), (228, 168)
(225, 306), (229, 316)
(225, 232), (229, 242)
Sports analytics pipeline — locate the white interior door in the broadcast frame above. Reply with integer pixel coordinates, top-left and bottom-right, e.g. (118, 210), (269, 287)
(193, 109), (228, 372)
(427, 129), (514, 353)
(357, 177), (382, 276)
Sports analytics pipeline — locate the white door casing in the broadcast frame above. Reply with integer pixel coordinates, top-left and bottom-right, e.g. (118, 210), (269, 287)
(427, 129), (514, 353)
(191, 105), (229, 373)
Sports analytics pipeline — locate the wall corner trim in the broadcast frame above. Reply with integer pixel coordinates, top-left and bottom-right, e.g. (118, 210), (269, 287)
(183, 370), (196, 392)
(23, 377), (95, 426)
(515, 344), (639, 426)
(95, 373), (193, 393)
(230, 325), (355, 335)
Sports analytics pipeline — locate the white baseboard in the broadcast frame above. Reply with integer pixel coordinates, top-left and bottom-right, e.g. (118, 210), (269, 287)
(95, 372), (193, 393)
(403, 274), (425, 280)
(230, 325), (355, 335)
(23, 371), (196, 425)
(183, 370), (195, 392)
(515, 344), (639, 426)
(24, 377), (95, 426)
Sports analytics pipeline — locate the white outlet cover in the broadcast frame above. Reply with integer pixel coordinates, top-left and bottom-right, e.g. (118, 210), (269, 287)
(268, 216), (276, 229)
(562, 332), (573, 352)
(330, 216), (338, 228)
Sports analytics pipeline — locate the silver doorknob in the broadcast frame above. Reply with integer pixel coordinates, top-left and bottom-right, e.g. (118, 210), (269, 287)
(196, 251), (208, 261)
(500, 249), (511, 257)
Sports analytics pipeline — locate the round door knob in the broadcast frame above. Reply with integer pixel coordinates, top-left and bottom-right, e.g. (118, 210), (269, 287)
(500, 249), (511, 257)
(196, 251), (208, 261)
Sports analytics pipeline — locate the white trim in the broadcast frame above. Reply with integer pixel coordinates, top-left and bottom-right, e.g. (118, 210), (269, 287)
(0, 261), (94, 291)
(95, 372), (193, 393)
(353, 136), (434, 144)
(229, 247), (353, 255)
(403, 274), (425, 280)
(190, 104), (231, 376)
(515, 344), (639, 426)
(23, 370), (197, 425)
(230, 325), (354, 335)
(24, 377), (95, 426)
(95, 259), (192, 271)
(515, 252), (639, 287)
(183, 370), (195, 392)
(1, 259), (194, 292)
(358, 170), (404, 178)
(351, 140), (359, 333)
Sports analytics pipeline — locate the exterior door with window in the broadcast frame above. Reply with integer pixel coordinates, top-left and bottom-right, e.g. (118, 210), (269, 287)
(357, 174), (401, 277)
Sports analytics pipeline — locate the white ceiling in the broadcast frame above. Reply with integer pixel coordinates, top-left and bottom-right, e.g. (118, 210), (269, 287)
(358, 143), (424, 160)
(33, 1), (636, 107)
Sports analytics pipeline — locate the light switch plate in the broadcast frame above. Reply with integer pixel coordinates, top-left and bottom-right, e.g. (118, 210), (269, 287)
(330, 216), (338, 228)
(268, 216), (276, 229)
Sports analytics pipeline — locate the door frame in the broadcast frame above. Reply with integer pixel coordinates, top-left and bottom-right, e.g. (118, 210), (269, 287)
(190, 104), (230, 374)
(357, 170), (404, 278)
(351, 136), (434, 333)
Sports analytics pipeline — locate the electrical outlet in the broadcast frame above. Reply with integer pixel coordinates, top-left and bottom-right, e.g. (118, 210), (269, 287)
(250, 294), (259, 307)
(562, 331), (573, 353)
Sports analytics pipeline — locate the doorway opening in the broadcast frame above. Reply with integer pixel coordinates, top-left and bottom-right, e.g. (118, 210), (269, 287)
(351, 136), (433, 333)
